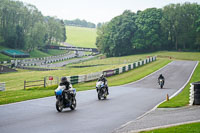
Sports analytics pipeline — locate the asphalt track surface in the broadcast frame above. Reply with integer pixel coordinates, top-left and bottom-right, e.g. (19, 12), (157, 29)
(0, 60), (198, 133)
(39, 55), (95, 68)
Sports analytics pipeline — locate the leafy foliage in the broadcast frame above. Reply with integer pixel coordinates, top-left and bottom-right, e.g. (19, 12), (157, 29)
(96, 3), (200, 57)
(132, 8), (162, 51)
(64, 19), (96, 28)
(0, 0), (66, 52)
(96, 10), (137, 57)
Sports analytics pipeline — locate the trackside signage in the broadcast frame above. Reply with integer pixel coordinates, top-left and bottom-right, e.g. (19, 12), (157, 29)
(103, 70), (115, 77)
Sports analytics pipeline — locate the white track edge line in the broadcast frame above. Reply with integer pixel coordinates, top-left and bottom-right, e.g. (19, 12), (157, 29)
(119, 60), (173, 87)
(114, 61), (199, 132)
(0, 59), (167, 107)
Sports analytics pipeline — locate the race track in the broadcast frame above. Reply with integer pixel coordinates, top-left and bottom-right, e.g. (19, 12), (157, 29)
(0, 61), (198, 133)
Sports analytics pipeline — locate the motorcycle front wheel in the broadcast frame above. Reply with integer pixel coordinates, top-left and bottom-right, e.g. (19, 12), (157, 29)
(160, 84), (163, 89)
(56, 100), (63, 112)
(98, 92), (101, 100)
(70, 98), (76, 110)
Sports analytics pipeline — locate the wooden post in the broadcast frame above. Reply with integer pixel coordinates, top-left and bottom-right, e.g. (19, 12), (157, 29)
(166, 94), (169, 101)
(44, 77), (46, 88)
(24, 80), (26, 90)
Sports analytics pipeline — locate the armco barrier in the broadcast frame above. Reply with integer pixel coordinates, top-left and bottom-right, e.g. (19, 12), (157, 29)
(103, 70), (115, 77)
(0, 52), (73, 66)
(25, 56), (156, 87)
(70, 76), (79, 84)
(86, 72), (102, 82)
(115, 68), (119, 75)
(63, 56), (156, 85)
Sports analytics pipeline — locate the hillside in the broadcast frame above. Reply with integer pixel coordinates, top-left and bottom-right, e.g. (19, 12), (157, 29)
(65, 26), (97, 48)
(0, 45), (67, 61)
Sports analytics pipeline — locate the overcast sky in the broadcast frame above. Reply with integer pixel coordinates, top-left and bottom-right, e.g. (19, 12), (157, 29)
(18, 0), (200, 24)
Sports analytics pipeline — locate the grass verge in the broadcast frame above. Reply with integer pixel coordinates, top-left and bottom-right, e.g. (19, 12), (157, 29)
(0, 59), (171, 105)
(141, 122), (200, 133)
(158, 62), (200, 108)
(0, 54), (153, 91)
(29, 49), (67, 58)
(74, 59), (170, 90)
(0, 48), (68, 61)
(65, 26), (97, 48)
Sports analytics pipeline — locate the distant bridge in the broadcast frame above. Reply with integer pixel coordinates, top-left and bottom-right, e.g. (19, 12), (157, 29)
(44, 45), (99, 53)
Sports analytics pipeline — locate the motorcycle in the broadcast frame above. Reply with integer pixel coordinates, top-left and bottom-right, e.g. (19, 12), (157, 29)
(158, 79), (164, 89)
(96, 81), (108, 100)
(55, 84), (76, 112)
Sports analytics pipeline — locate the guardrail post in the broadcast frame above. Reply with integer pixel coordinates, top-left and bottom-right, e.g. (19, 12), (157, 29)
(189, 83), (194, 105)
(44, 77), (46, 88)
(24, 80), (26, 90)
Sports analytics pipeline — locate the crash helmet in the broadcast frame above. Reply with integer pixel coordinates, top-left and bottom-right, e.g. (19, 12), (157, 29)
(61, 77), (67, 83)
(100, 74), (104, 78)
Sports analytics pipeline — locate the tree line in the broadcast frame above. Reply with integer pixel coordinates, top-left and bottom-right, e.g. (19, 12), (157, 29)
(64, 19), (96, 28)
(96, 3), (200, 57)
(0, 0), (66, 52)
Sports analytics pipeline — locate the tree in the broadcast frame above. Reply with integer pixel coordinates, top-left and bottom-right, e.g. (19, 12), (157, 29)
(64, 19), (96, 28)
(0, 0), (67, 51)
(96, 10), (137, 57)
(132, 8), (163, 52)
(161, 3), (200, 50)
(96, 3), (200, 56)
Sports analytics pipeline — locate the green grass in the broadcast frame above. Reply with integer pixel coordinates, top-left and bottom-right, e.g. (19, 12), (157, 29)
(148, 51), (200, 108)
(29, 49), (50, 57)
(1, 51), (200, 105)
(74, 59), (170, 90)
(46, 49), (67, 56)
(156, 51), (200, 61)
(0, 88), (54, 105)
(0, 46), (68, 61)
(66, 26), (97, 48)
(29, 49), (67, 58)
(0, 45), (15, 61)
(0, 53), (11, 61)
(158, 62), (200, 108)
(0, 59), (170, 105)
(0, 51), (200, 92)
(0, 53), (156, 91)
(141, 122), (200, 133)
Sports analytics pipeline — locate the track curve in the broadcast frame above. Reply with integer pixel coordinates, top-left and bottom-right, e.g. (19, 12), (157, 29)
(0, 61), (198, 133)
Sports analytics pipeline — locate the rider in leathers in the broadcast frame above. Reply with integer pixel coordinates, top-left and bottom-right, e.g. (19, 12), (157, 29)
(158, 74), (165, 85)
(98, 74), (109, 95)
(60, 77), (74, 102)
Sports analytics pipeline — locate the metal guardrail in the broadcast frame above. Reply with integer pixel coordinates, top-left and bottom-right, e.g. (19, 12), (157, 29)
(0, 82), (5, 91)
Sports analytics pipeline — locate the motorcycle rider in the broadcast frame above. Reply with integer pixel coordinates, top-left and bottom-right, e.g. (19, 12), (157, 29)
(98, 74), (109, 95)
(60, 77), (74, 101)
(158, 74), (165, 85)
